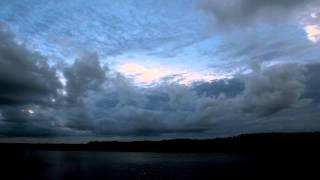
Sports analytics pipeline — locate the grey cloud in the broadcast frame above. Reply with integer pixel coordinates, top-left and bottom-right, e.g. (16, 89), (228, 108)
(0, 26), (69, 137)
(0, 105), (69, 137)
(77, 80), (206, 136)
(0, 28), (61, 106)
(239, 63), (307, 116)
(39, 63), (320, 137)
(69, 63), (316, 136)
(199, 0), (318, 29)
(63, 107), (94, 131)
(0, 124), (65, 137)
(0, 50), (109, 137)
(63, 53), (107, 104)
(51, 53), (109, 132)
(209, 26), (320, 73)
(193, 78), (245, 98)
(303, 63), (320, 103)
(0, 27), (65, 136)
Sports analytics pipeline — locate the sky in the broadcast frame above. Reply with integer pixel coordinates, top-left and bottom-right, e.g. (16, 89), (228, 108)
(0, 0), (320, 142)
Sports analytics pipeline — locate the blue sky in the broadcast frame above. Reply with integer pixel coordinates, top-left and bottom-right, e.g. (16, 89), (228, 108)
(0, 0), (320, 141)
(0, 0), (319, 84)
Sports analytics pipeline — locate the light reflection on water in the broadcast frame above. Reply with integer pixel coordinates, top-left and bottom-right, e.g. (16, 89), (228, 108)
(18, 151), (247, 179)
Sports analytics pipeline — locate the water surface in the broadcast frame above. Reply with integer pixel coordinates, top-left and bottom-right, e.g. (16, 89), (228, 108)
(2, 150), (252, 179)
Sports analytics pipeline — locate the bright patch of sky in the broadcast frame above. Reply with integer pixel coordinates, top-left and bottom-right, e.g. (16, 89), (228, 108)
(27, 109), (35, 115)
(117, 63), (222, 85)
(305, 25), (320, 43)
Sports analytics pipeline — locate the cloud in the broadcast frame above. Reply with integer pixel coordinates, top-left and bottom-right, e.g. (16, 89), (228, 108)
(210, 26), (320, 72)
(192, 78), (245, 98)
(238, 63), (307, 116)
(0, 27), (320, 138)
(0, 27), (107, 136)
(63, 53), (107, 104)
(197, 0), (320, 69)
(303, 63), (320, 103)
(0, 28), (61, 106)
(64, 63), (317, 136)
(199, 0), (319, 30)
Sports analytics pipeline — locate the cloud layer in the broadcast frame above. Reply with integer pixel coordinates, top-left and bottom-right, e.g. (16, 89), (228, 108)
(1, 25), (320, 138)
(0, 0), (320, 140)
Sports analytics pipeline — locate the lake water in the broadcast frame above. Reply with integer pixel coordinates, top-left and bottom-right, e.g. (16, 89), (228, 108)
(1, 150), (255, 179)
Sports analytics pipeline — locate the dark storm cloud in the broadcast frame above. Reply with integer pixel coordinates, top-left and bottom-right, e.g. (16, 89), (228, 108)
(303, 63), (320, 103)
(238, 63), (307, 116)
(63, 53), (107, 104)
(0, 27), (67, 136)
(0, 124), (65, 137)
(199, 0), (318, 29)
(0, 28), (61, 106)
(192, 78), (245, 98)
(53, 53), (108, 131)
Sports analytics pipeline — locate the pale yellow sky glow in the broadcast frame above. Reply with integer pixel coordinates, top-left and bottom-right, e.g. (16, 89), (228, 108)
(117, 63), (221, 85)
(304, 25), (320, 43)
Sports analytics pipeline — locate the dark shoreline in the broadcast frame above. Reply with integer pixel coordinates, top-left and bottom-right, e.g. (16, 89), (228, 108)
(1, 132), (320, 152)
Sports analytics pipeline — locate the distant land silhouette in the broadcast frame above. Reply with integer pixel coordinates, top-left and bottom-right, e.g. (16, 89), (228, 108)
(1, 132), (320, 152)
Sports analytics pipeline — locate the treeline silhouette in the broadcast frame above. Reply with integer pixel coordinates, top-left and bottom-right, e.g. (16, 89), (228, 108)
(1, 132), (320, 152)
